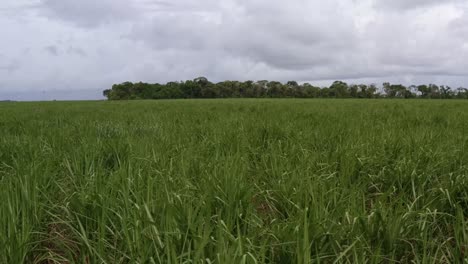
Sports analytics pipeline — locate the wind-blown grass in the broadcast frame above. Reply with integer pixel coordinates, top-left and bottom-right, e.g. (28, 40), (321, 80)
(1, 99), (467, 263)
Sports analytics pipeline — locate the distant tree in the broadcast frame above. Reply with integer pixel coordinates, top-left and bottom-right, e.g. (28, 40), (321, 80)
(320, 87), (331, 98)
(103, 89), (111, 99)
(428, 84), (440, 99)
(132, 82), (153, 99)
(256, 80), (269, 89)
(241, 80), (255, 98)
(383, 82), (395, 98)
(109, 82), (134, 100)
(383, 83), (411, 98)
(181, 80), (201, 98)
(201, 83), (218, 98)
(266, 81), (283, 98)
(329, 81), (349, 98)
(417, 85), (431, 98)
(357, 84), (369, 98)
(103, 79), (466, 100)
(287, 81), (299, 87)
(349, 84), (359, 98)
(456, 87), (468, 99)
(440, 86), (453, 99)
(253, 81), (267, 97)
(164, 82), (184, 98)
(194, 77), (210, 86)
(303, 83), (321, 98)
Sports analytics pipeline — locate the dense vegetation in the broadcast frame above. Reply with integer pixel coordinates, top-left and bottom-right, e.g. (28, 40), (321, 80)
(1, 99), (468, 263)
(103, 77), (468, 100)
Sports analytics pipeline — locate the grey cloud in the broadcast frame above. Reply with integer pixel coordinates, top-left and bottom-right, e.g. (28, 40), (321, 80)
(67, 46), (87, 57)
(35, 0), (138, 27)
(449, 10), (468, 39)
(44, 45), (59, 56)
(0, 89), (103, 101)
(374, 0), (461, 10)
(363, 4), (468, 76)
(0, 56), (20, 73)
(129, 0), (361, 74)
(2, 0), (468, 100)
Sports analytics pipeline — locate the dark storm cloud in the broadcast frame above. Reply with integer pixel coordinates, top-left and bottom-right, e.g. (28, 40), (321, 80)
(1, 0), (468, 100)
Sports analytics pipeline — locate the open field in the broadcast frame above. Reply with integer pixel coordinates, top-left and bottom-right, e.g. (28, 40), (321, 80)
(1, 99), (468, 263)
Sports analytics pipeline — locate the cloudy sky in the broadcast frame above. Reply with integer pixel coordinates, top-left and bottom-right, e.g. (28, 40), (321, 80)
(1, 0), (468, 100)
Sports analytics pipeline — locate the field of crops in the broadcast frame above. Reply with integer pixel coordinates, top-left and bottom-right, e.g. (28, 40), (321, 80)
(1, 99), (468, 263)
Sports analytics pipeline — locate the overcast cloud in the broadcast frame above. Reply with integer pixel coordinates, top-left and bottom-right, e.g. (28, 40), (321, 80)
(1, 0), (468, 100)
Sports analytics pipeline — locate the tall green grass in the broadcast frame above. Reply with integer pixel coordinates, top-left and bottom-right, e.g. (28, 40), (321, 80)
(1, 99), (467, 263)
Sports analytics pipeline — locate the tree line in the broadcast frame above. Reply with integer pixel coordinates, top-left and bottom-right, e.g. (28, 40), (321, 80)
(103, 77), (468, 100)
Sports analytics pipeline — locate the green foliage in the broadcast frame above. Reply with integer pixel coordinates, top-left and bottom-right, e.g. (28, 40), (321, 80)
(104, 78), (468, 100)
(1, 100), (468, 263)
